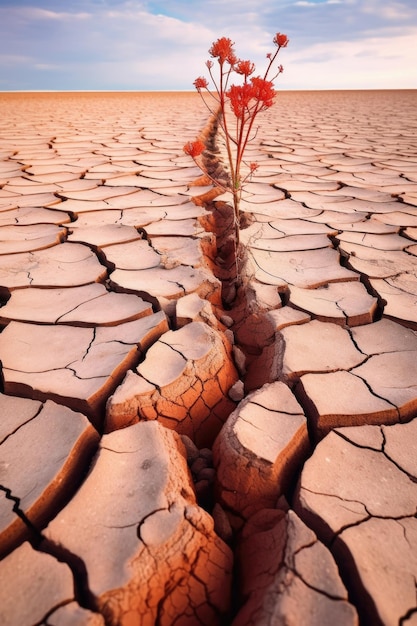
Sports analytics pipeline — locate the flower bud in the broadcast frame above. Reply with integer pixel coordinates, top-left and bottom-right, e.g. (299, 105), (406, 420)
(274, 33), (289, 48)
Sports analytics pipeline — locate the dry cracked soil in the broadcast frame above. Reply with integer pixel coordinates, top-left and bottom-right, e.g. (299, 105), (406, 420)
(0, 89), (416, 626)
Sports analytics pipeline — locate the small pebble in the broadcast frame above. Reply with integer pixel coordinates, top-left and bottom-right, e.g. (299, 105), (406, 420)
(199, 447), (213, 462)
(191, 457), (209, 476)
(198, 467), (215, 483)
(228, 379), (244, 402)
(212, 503), (233, 544)
(180, 434), (199, 464)
(220, 314), (234, 327)
(224, 328), (235, 345)
(232, 345), (246, 376)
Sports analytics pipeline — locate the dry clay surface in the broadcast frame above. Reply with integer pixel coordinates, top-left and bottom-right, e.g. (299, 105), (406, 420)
(0, 90), (416, 625)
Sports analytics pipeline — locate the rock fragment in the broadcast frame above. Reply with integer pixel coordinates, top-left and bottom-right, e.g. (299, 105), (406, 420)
(43, 603), (105, 625)
(175, 292), (220, 329)
(0, 242), (107, 293)
(150, 234), (215, 268)
(281, 319), (365, 382)
(350, 317), (417, 354)
(351, 318), (417, 421)
(340, 241), (416, 277)
(370, 274), (417, 327)
(0, 283), (153, 326)
(232, 509), (358, 626)
(294, 420), (417, 625)
(0, 393), (43, 441)
(266, 305), (311, 330)
(0, 313), (168, 425)
(294, 318), (417, 437)
(106, 321), (238, 446)
(288, 281), (378, 326)
(0, 541), (105, 626)
(352, 352), (417, 421)
(0, 223), (66, 254)
(0, 206), (71, 227)
(67, 223), (142, 247)
(244, 332), (285, 392)
(213, 382), (309, 528)
(109, 264), (222, 310)
(44, 421), (233, 626)
(0, 398), (99, 557)
(248, 247), (358, 289)
(102, 238), (161, 270)
(295, 370), (398, 439)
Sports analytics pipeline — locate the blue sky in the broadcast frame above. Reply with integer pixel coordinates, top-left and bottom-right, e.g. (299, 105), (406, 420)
(0, 0), (416, 91)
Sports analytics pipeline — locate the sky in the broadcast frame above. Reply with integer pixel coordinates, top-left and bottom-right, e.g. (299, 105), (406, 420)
(0, 0), (416, 91)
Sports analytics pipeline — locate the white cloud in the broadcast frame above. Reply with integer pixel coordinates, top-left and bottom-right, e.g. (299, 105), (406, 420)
(360, 0), (413, 20)
(3, 6), (91, 21)
(0, 53), (32, 64)
(0, 0), (416, 90)
(294, 1), (342, 6)
(283, 26), (417, 89)
(34, 63), (62, 70)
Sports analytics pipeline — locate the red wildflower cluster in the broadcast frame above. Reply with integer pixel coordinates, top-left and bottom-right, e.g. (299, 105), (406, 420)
(227, 77), (275, 119)
(227, 83), (252, 119)
(249, 76), (275, 109)
(183, 140), (205, 158)
(235, 59), (255, 78)
(193, 76), (209, 91)
(209, 37), (237, 65)
(274, 33), (289, 48)
(187, 31), (288, 247)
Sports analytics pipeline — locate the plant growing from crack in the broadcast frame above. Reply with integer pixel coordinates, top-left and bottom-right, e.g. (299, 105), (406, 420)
(184, 33), (288, 278)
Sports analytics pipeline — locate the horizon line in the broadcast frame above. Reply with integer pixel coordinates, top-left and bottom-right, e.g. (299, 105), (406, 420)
(1, 87), (416, 94)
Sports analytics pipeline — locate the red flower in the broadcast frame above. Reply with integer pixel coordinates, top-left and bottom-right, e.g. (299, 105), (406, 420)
(235, 59), (255, 78)
(227, 76), (275, 119)
(249, 76), (275, 109)
(209, 37), (237, 65)
(274, 33), (289, 48)
(183, 140), (206, 158)
(251, 76), (275, 107)
(250, 162), (259, 172)
(227, 83), (253, 118)
(193, 76), (209, 91)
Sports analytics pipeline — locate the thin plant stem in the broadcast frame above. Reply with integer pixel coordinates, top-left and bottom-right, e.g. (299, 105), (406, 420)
(184, 33), (289, 284)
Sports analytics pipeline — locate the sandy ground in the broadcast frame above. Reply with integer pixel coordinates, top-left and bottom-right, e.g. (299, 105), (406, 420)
(0, 89), (417, 625)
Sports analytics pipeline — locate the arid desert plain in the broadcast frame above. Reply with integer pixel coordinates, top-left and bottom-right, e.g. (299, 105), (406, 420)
(0, 89), (417, 625)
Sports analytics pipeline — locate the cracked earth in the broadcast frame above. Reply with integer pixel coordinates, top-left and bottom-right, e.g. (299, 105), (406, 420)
(0, 89), (416, 625)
